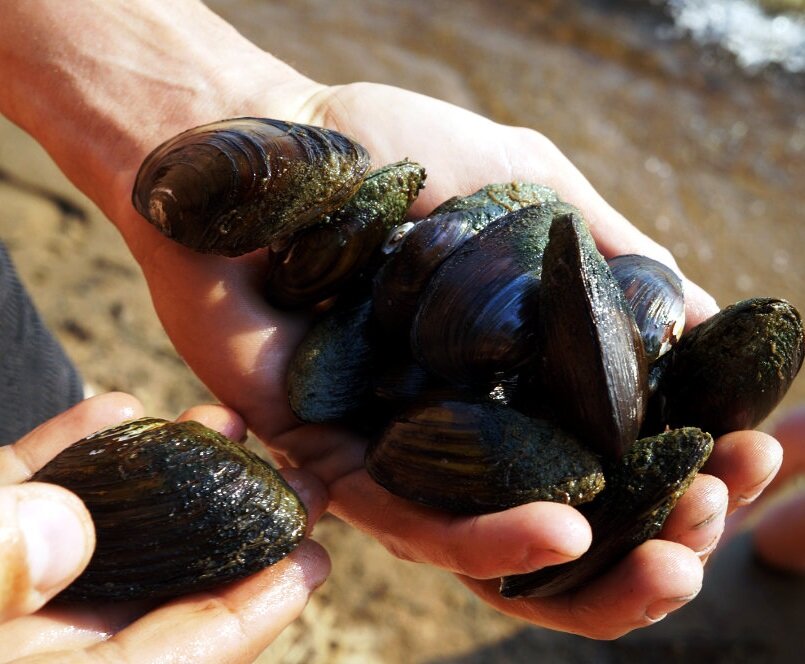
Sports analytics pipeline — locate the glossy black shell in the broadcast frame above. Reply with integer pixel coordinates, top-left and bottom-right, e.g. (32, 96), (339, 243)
(31, 418), (307, 601)
(132, 117), (371, 255)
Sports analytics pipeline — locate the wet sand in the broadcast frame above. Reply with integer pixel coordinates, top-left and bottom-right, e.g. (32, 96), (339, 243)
(0, 1), (803, 661)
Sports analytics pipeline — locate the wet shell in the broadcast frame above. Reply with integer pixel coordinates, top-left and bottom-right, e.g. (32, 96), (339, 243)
(287, 295), (377, 423)
(500, 427), (713, 598)
(372, 208), (487, 333)
(653, 298), (805, 437)
(535, 213), (649, 459)
(264, 160), (426, 309)
(30, 418), (307, 601)
(608, 254), (685, 363)
(365, 400), (605, 515)
(410, 204), (554, 387)
(132, 117), (371, 255)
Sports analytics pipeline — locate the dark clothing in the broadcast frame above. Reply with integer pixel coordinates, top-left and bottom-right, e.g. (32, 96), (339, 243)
(0, 243), (83, 444)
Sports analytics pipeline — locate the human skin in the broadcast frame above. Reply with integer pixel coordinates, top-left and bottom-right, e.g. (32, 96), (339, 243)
(0, 0), (784, 643)
(0, 393), (329, 663)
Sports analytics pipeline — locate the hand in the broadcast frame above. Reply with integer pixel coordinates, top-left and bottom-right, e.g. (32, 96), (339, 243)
(0, 0), (783, 639)
(724, 405), (805, 574)
(0, 393), (329, 663)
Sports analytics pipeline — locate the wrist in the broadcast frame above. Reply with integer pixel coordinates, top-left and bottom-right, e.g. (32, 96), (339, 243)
(0, 0), (321, 239)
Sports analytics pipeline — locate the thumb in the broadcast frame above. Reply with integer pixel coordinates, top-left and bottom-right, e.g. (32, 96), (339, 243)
(0, 482), (95, 622)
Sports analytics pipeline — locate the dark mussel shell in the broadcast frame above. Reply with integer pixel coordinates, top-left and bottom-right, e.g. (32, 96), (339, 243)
(373, 208), (488, 333)
(500, 427), (713, 598)
(374, 184), (560, 334)
(608, 254), (685, 363)
(535, 213), (649, 459)
(365, 400), (605, 515)
(31, 418), (307, 601)
(652, 298), (804, 437)
(287, 295), (377, 423)
(264, 160), (426, 309)
(410, 204), (554, 387)
(132, 117), (371, 256)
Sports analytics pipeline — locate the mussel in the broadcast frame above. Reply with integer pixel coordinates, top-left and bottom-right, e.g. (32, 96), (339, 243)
(31, 418), (307, 601)
(410, 204), (554, 387)
(264, 160), (426, 308)
(534, 212), (648, 459)
(373, 183), (559, 334)
(287, 294), (377, 424)
(500, 427), (713, 598)
(132, 117), (370, 255)
(366, 400), (605, 515)
(607, 254), (685, 363)
(649, 298), (805, 437)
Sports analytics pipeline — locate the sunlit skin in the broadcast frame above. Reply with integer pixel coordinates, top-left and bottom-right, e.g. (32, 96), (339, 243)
(0, 0), (785, 655)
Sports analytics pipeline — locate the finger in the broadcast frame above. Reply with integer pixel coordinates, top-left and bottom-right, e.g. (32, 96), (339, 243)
(703, 430), (783, 514)
(0, 483), (94, 622)
(659, 474), (728, 560)
(278, 469), (329, 535)
(0, 392), (144, 485)
(0, 601), (147, 661)
(329, 469), (592, 579)
(752, 488), (805, 573)
(767, 405), (805, 490)
(74, 540), (329, 664)
(460, 539), (703, 639)
(176, 403), (247, 442)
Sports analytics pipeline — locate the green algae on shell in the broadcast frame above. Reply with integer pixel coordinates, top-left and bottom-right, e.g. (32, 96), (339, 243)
(287, 295), (377, 423)
(500, 426), (713, 598)
(30, 418), (307, 601)
(132, 117), (371, 256)
(264, 160), (426, 309)
(653, 298), (805, 437)
(365, 400), (605, 515)
(430, 182), (559, 218)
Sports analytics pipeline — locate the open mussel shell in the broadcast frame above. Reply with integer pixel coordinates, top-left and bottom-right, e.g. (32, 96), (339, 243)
(287, 294), (377, 423)
(533, 212), (649, 459)
(365, 400), (605, 515)
(31, 418), (307, 601)
(410, 204), (554, 387)
(607, 254), (685, 363)
(500, 427), (713, 598)
(264, 160), (426, 309)
(651, 298), (804, 437)
(132, 117), (371, 256)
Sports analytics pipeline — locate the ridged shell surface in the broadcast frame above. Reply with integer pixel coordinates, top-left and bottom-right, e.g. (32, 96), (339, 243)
(31, 418), (307, 601)
(132, 117), (371, 255)
(365, 400), (605, 515)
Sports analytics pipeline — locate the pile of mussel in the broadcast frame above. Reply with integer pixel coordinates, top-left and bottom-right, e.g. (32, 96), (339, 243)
(115, 116), (805, 600)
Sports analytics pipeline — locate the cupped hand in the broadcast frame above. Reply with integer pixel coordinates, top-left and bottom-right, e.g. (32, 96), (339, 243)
(111, 78), (780, 638)
(0, 392), (329, 663)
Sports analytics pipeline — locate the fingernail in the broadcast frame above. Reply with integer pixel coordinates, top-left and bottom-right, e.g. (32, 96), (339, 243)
(19, 498), (89, 591)
(645, 592), (699, 622)
(694, 533), (721, 558)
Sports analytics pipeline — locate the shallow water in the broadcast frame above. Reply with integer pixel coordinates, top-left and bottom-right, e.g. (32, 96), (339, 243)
(210, 0), (804, 410)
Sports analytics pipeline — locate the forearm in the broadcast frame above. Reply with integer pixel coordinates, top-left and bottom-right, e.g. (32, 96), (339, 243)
(0, 0), (316, 239)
